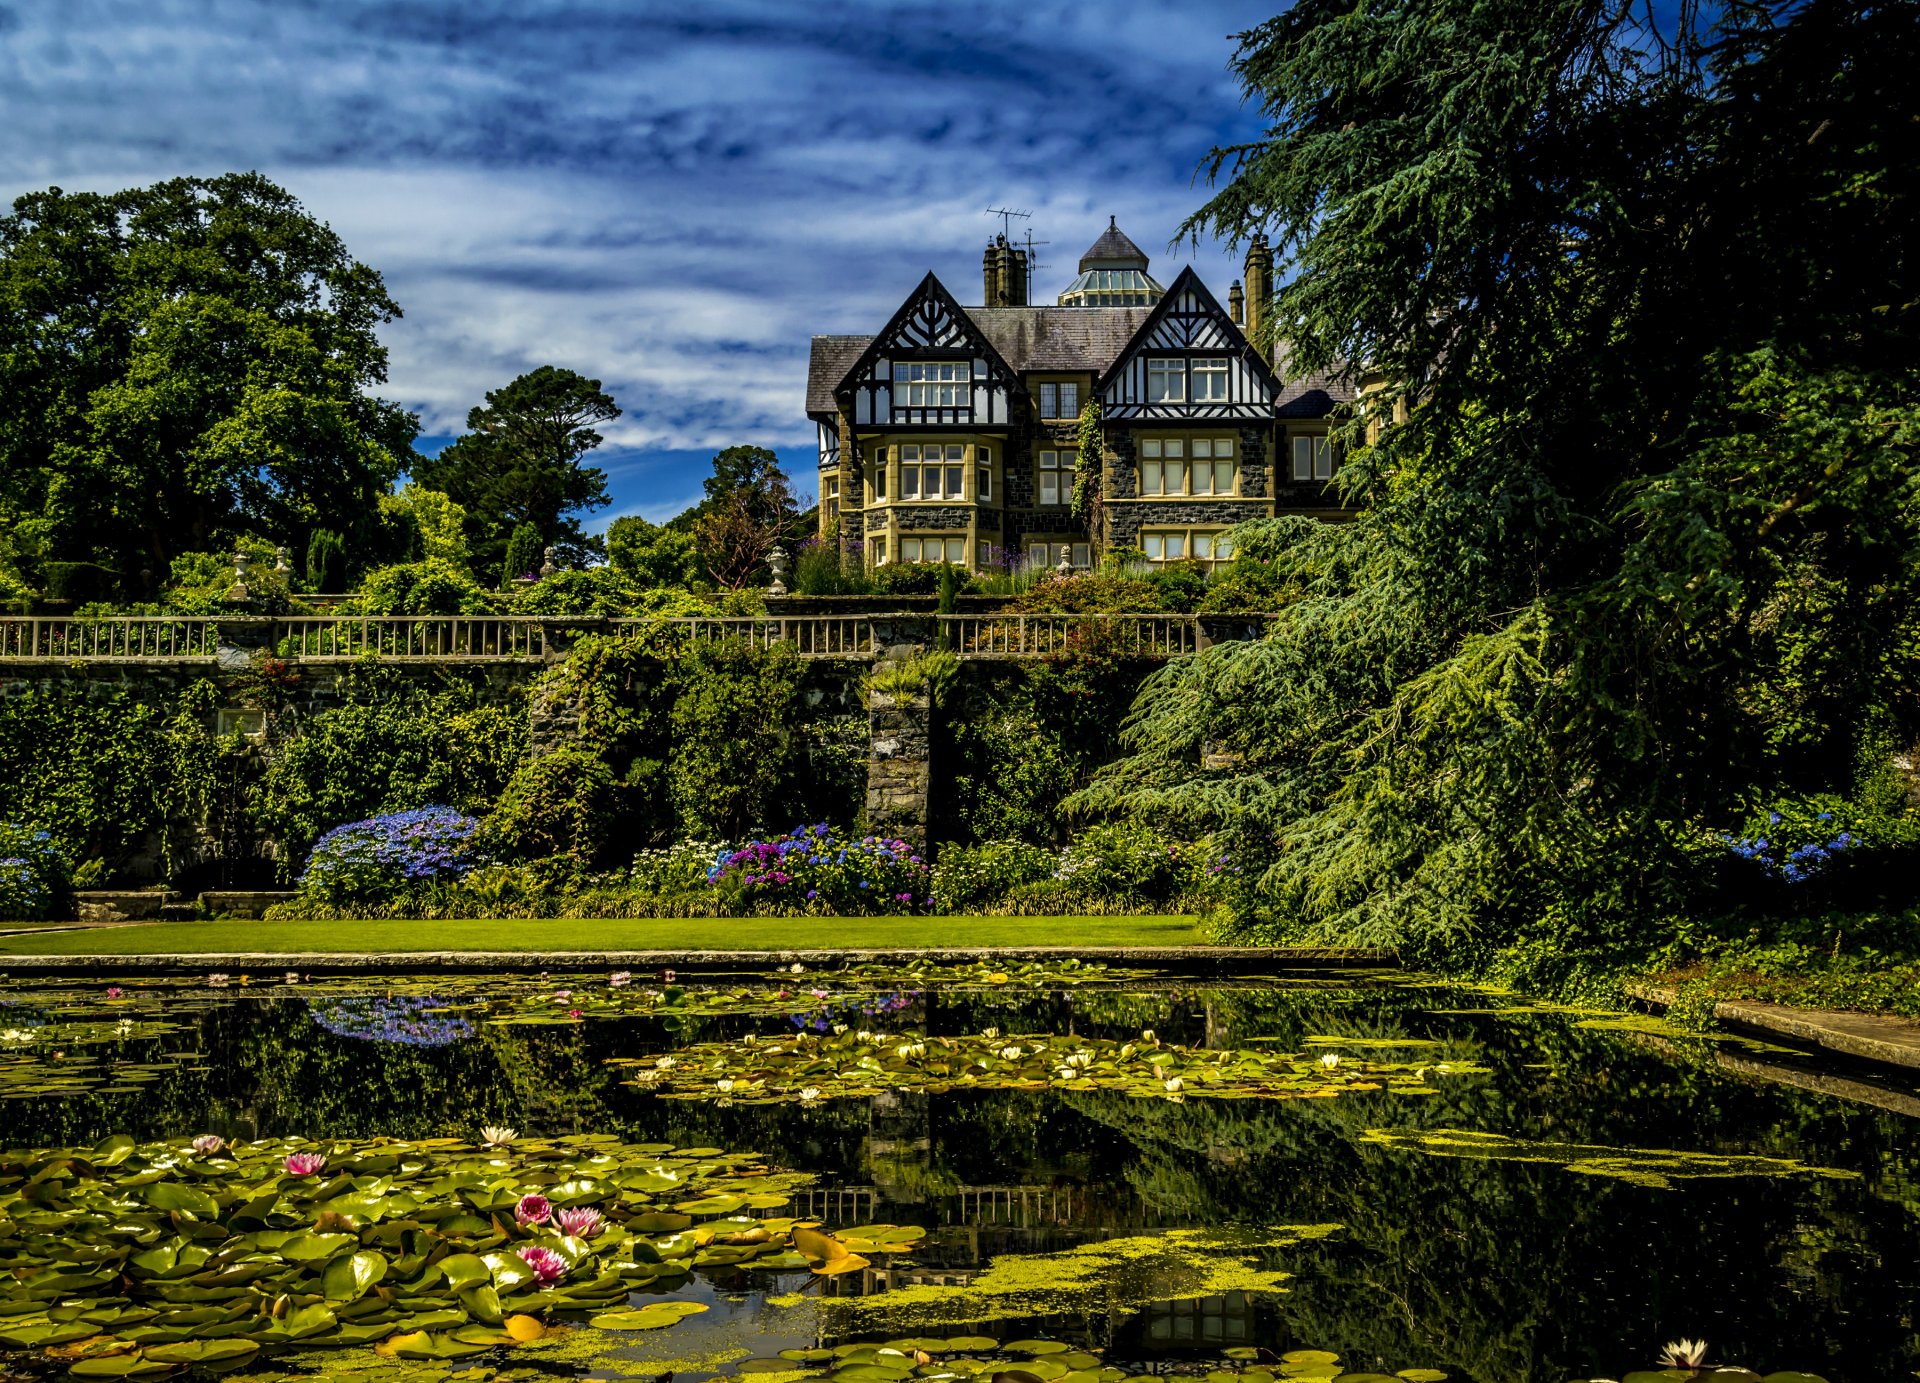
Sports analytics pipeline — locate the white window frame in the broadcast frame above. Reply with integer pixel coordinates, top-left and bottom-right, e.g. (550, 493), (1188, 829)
(1025, 540), (1091, 570)
(900, 444), (967, 500)
(893, 361), (970, 408)
(1140, 527), (1234, 567)
(1038, 448), (1071, 507)
(1146, 358), (1186, 403)
(1138, 437), (1236, 497)
(1192, 358), (1230, 403)
(1292, 434), (1333, 481)
(898, 535), (967, 565)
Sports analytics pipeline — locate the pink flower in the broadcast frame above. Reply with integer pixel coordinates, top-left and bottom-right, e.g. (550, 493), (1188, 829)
(568, 1008), (583, 1019)
(516, 1245), (568, 1285)
(554, 1206), (603, 1238)
(515, 1193), (552, 1226)
(191, 1135), (224, 1155)
(609, 972), (632, 988)
(284, 1152), (326, 1176)
(551, 990), (571, 1001)
(106, 987), (124, 1000)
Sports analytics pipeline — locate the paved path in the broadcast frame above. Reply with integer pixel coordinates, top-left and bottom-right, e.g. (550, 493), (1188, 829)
(1631, 982), (1920, 1073)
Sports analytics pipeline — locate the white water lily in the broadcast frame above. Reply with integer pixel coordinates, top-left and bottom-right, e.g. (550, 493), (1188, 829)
(832, 1024), (849, 1035)
(1162, 1076), (1183, 1093)
(798, 1086), (823, 1103)
(480, 1126), (517, 1146)
(999, 1045), (1023, 1060)
(981, 1026), (1001, 1039)
(1064, 1050), (1094, 1070)
(655, 1056), (676, 1069)
(1320, 1053), (1341, 1069)
(856, 1029), (877, 1043)
(716, 1079), (736, 1094)
(1141, 1029), (1158, 1045)
(896, 1042), (927, 1059)
(1119, 1043), (1136, 1059)
(789, 963), (806, 974)
(1657, 1340), (1709, 1369)
(0, 1029), (32, 1044)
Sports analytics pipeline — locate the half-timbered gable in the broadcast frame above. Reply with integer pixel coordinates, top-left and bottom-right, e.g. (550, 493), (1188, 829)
(1098, 267), (1279, 422)
(835, 273), (1019, 430)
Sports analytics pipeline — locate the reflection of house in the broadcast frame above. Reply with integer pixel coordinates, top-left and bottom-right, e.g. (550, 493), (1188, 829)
(806, 219), (1356, 574)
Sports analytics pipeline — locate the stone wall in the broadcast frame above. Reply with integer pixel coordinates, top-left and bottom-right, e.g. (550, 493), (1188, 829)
(865, 691), (931, 848)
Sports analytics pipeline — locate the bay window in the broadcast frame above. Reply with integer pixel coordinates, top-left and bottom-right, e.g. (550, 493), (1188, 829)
(898, 536), (967, 564)
(900, 444), (966, 500)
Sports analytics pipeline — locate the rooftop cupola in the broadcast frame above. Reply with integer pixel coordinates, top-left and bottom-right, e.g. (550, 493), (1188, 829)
(1058, 216), (1165, 307)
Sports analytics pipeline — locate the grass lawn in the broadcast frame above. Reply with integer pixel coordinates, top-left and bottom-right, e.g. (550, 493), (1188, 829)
(0, 915), (1211, 957)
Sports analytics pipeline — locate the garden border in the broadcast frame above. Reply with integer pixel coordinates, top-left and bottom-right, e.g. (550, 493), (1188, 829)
(0, 945), (1394, 977)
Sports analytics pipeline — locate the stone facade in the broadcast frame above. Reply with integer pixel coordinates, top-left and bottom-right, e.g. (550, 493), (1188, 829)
(1106, 498), (1275, 554)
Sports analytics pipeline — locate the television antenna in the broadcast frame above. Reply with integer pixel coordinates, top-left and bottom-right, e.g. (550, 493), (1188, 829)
(985, 209), (1050, 300)
(985, 206), (1030, 240)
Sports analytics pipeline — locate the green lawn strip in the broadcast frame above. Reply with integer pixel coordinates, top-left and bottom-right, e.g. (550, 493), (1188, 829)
(0, 915), (1210, 956)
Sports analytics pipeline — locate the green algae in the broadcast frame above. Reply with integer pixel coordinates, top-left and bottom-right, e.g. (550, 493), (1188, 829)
(1360, 1128), (1861, 1188)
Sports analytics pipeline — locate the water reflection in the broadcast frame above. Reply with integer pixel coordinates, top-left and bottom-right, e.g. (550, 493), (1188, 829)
(0, 974), (1912, 1382)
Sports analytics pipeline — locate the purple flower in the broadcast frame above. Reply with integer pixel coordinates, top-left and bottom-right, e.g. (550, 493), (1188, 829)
(191, 1134), (224, 1155)
(516, 1245), (568, 1285)
(555, 1206), (604, 1238)
(515, 1193), (553, 1226)
(284, 1152), (326, 1176)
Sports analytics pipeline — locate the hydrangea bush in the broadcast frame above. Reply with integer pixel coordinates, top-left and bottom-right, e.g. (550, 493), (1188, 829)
(706, 824), (932, 913)
(0, 823), (71, 921)
(299, 806), (484, 904)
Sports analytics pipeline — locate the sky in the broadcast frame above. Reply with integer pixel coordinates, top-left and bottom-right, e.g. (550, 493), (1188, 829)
(0, 0), (1279, 525)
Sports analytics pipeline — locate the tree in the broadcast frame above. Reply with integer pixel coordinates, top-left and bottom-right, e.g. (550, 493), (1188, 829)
(0, 174), (418, 595)
(1077, 0), (1920, 970)
(501, 522), (543, 589)
(606, 515), (700, 589)
(413, 365), (616, 573)
(685, 446), (799, 589)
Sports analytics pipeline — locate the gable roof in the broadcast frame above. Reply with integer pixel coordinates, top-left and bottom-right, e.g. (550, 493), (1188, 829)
(1095, 265), (1282, 396)
(807, 335), (869, 416)
(830, 272), (1020, 406)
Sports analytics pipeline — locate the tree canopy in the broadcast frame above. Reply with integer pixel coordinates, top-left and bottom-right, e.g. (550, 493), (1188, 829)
(0, 173), (418, 594)
(412, 365), (616, 572)
(1077, 0), (1920, 971)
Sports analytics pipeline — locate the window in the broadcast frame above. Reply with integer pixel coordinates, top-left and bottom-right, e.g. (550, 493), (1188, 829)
(871, 462), (886, 500)
(1038, 449), (1073, 506)
(977, 540), (992, 570)
(893, 361), (970, 407)
(1292, 434), (1333, 481)
(872, 537), (888, 565)
(1141, 527), (1233, 567)
(1192, 358), (1230, 402)
(825, 476), (839, 519)
(1025, 541), (1090, 570)
(900, 444), (966, 499)
(1038, 380), (1080, 418)
(977, 466), (992, 500)
(899, 536), (966, 564)
(1139, 437), (1235, 496)
(1146, 359), (1185, 403)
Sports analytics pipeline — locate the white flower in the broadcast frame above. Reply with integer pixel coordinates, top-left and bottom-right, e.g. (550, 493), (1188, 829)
(1119, 1044), (1136, 1060)
(207, 973), (230, 987)
(716, 1079), (736, 1094)
(1141, 1029), (1158, 1045)
(999, 1045), (1023, 1060)
(655, 1056), (676, 1070)
(789, 963), (806, 974)
(284, 971), (300, 985)
(1162, 1076), (1183, 1092)
(981, 1026), (1001, 1040)
(480, 1126), (517, 1146)
(832, 1024), (849, 1035)
(1064, 1051), (1093, 1071)
(1657, 1340), (1709, 1369)
(856, 1030), (877, 1043)
(1, 1029), (33, 1044)
(798, 1087), (823, 1103)
(1319, 1053), (1341, 1069)
(895, 1042), (926, 1059)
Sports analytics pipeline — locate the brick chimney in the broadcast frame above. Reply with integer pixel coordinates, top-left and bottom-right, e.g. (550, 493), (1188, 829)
(1003, 242), (1028, 306)
(1242, 234), (1273, 363)
(983, 240), (1003, 307)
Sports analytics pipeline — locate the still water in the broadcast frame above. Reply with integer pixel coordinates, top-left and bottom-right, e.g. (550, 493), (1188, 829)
(1, 966), (1914, 1383)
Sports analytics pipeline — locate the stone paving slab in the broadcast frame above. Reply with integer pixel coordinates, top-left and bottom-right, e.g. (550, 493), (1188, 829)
(1631, 982), (1920, 1073)
(0, 946), (1396, 978)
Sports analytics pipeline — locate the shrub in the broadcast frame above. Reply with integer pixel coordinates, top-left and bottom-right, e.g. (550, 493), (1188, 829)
(0, 823), (71, 921)
(868, 650), (958, 708)
(607, 516), (701, 589)
(870, 563), (943, 596)
(512, 568), (648, 617)
(306, 528), (347, 591)
(618, 840), (726, 896)
(1010, 572), (1165, 613)
(792, 538), (871, 595)
(352, 559), (493, 615)
(298, 806), (483, 904)
(931, 839), (1056, 911)
(486, 747), (620, 867)
(667, 637), (805, 839)
(1058, 821), (1197, 903)
(502, 522), (543, 588)
(707, 824), (931, 912)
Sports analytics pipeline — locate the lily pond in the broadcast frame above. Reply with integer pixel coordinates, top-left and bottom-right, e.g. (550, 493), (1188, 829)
(1, 962), (1914, 1383)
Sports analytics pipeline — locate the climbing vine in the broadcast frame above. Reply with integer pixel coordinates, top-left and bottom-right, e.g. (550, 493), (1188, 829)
(1071, 397), (1104, 529)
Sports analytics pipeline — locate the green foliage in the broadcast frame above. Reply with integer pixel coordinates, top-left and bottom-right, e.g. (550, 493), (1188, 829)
(930, 840), (1058, 912)
(252, 673), (525, 862)
(0, 823), (71, 920)
(351, 558), (493, 615)
(511, 567), (647, 617)
(870, 563), (944, 596)
(487, 747), (620, 868)
(1056, 821), (1197, 905)
(304, 528), (346, 591)
(0, 174), (416, 587)
(0, 682), (231, 880)
(606, 515), (700, 588)
(792, 538), (871, 595)
(382, 482), (468, 567)
(413, 365), (617, 572)
(501, 521), (543, 588)
(164, 537), (293, 614)
(868, 651), (958, 708)
(1011, 573), (1165, 613)
(666, 637), (806, 840)
(1075, 0), (1920, 978)
(1071, 398), (1101, 527)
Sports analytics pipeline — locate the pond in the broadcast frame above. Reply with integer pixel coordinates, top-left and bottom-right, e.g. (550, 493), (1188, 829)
(1, 962), (1912, 1383)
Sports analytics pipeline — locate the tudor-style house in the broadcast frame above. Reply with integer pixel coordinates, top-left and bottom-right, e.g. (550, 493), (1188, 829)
(806, 219), (1353, 572)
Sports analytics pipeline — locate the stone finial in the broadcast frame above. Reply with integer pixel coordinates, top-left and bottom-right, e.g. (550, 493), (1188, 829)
(273, 546), (292, 575)
(224, 548), (252, 604)
(1056, 549), (1074, 578)
(539, 546), (557, 579)
(768, 544), (790, 597)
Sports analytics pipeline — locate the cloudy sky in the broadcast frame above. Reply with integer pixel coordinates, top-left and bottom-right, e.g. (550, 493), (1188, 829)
(0, 0), (1277, 524)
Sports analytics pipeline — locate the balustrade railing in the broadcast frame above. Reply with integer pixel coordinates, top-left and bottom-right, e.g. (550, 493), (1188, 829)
(0, 617), (219, 661)
(0, 612), (1268, 662)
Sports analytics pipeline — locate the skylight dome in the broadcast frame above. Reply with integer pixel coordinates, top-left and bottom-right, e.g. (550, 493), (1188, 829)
(1058, 216), (1165, 308)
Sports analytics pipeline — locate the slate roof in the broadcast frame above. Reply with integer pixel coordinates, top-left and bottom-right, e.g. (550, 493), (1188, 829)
(1274, 355), (1359, 417)
(806, 335), (871, 415)
(1078, 217), (1150, 271)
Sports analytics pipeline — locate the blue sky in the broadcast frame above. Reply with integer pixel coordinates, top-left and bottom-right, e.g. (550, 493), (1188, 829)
(0, 0), (1277, 525)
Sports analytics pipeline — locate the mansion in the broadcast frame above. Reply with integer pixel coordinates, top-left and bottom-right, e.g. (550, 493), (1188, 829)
(806, 218), (1354, 572)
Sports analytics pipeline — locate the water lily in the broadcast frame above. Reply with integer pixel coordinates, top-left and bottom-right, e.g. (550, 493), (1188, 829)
(798, 1086), (823, 1103)
(480, 1126), (517, 1146)
(105, 986), (124, 1000)
(1658, 1340), (1709, 1368)
(284, 971), (300, 985)
(516, 1245), (568, 1285)
(0, 1029), (32, 1044)
(1141, 1029), (1159, 1045)
(655, 1055), (676, 1069)
(1162, 1076), (1183, 1093)
(1119, 1043), (1136, 1059)
(207, 973), (230, 988)
(515, 1193), (553, 1226)
(1320, 1053), (1342, 1069)
(284, 1152), (326, 1176)
(896, 1041), (927, 1059)
(982, 1026), (1000, 1039)
(832, 1023), (849, 1035)
(789, 962), (806, 974)
(999, 1045), (1023, 1060)
(191, 1134), (224, 1155)
(609, 971), (632, 988)
(716, 1079), (736, 1093)
(555, 1206), (604, 1238)
(1064, 1050), (1094, 1070)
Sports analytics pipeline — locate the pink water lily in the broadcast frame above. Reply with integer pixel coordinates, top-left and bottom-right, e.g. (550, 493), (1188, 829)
(283, 1152), (326, 1176)
(554, 1206), (603, 1238)
(516, 1245), (568, 1284)
(609, 971), (632, 988)
(105, 987), (124, 1000)
(190, 1135), (224, 1155)
(515, 1192), (553, 1226)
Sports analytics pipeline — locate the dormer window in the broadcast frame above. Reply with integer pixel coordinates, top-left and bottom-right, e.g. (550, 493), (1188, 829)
(1192, 358), (1230, 402)
(1147, 359), (1185, 403)
(1038, 381), (1081, 418)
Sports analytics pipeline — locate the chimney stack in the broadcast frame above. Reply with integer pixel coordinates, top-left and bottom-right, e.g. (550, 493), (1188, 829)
(1228, 280), (1244, 327)
(1005, 243), (1028, 306)
(1242, 234), (1273, 364)
(983, 240), (1003, 307)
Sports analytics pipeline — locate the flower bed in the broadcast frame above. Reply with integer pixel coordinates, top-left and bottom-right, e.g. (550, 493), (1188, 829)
(298, 806), (484, 905)
(705, 824), (932, 913)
